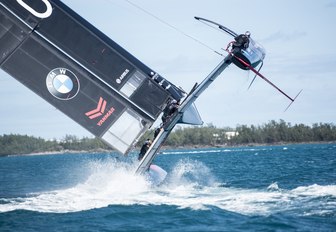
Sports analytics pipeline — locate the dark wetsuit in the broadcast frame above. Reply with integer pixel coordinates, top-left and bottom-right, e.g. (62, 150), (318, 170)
(232, 34), (250, 50)
(161, 101), (179, 124)
(138, 140), (151, 161)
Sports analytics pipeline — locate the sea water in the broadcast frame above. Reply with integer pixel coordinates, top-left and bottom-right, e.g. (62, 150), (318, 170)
(0, 143), (335, 231)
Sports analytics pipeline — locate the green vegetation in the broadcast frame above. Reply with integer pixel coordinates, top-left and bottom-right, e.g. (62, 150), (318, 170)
(1, 120), (335, 156)
(162, 120), (336, 147)
(0, 134), (111, 156)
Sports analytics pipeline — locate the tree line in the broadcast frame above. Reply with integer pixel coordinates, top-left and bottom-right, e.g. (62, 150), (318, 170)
(1, 120), (335, 156)
(0, 134), (110, 156)
(161, 120), (336, 147)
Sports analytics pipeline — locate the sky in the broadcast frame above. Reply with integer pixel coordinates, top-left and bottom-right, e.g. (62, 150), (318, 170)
(0, 0), (336, 139)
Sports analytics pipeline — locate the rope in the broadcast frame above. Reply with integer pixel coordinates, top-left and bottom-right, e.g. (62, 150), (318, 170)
(120, 0), (223, 56)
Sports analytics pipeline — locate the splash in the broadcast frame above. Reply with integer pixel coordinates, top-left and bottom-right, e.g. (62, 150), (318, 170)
(0, 158), (152, 213)
(0, 158), (335, 216)
(267, 182), (280, 191)
(167, 158), (218, 188)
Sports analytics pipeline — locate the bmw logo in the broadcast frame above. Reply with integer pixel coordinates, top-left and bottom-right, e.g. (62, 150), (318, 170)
(46, 68), (80, 100)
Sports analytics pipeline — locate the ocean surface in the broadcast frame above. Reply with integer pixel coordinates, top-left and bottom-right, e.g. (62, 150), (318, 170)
(0, 143), (335, 231)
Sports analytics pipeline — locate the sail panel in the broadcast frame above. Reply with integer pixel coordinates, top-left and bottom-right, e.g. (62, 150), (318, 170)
(0, 0), (184, 154)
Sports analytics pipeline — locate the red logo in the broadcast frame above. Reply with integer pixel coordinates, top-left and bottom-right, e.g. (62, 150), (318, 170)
(85, 97), (107, 119)
(85, 97), (115, 126)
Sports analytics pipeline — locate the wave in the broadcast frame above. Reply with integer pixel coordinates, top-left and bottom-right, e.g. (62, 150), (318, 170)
(0, 158), (335, 216)
(161, 146), (275, 155)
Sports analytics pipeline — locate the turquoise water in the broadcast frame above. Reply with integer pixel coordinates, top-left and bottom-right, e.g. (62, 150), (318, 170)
(0, 143), (335, 231)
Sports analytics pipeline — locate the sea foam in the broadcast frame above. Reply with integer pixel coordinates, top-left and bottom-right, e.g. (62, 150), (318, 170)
(0, 158), (335, 217)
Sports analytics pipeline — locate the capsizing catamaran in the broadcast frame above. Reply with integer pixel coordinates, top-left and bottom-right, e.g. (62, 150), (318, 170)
(0, 1), (301, 183)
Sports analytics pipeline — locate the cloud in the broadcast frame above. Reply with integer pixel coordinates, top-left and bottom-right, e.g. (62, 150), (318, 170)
(271, 54), (336, 78)
(262, 31), (307, 43)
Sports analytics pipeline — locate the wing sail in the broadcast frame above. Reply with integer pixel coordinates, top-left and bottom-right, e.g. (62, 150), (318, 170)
(0, 0), (183, 154)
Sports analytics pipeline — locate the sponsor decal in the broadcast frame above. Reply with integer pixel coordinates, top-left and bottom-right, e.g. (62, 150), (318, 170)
(17, 0), (53, 19)
(116, 69), (129, 84)
(85, 97), (115, 126)
(46, 68), (80, 100)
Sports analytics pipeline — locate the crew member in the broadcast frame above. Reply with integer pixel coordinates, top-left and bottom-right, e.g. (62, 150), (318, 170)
(232, 31), (251, 50)
(138, 139), (152, 161)
(153, 127), (162, 140)
(161, 99), (180, 125)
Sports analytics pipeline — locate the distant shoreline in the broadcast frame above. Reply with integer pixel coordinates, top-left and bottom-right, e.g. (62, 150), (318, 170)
(7, 148), (113, 157)
(2, 121), (336, 157)
(7, 141), (335, 157)
(160, 141), (336, 152)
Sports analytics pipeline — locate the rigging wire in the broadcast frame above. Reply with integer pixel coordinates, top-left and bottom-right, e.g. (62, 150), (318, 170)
(197, 19), (229, 36)
(120, 0), (224, 56)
